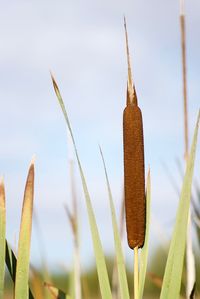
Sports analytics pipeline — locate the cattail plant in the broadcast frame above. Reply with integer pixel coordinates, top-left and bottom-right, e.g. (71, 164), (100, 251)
(123, 18), (146, 299)
(123, 19), (145, 251)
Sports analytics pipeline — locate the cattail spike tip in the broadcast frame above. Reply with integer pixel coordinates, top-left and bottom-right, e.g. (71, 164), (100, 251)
(180, 0), (185, 16)
(124, 17), (137, 106)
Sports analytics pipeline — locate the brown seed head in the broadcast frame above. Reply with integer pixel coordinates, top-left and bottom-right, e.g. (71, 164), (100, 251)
(123, 20), (146, 249)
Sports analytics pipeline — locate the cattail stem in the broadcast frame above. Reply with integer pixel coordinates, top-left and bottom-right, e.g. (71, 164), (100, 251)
(179, 2), (196, 298)
(180, 0), (189, 160)
(134, 247), (139, 299)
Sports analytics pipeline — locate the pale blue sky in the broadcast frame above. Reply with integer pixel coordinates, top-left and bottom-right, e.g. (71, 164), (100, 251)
(0, 0), (199, 270)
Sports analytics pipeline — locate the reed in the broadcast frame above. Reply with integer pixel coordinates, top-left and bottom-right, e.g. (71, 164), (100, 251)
(179, 1), (196, 297)
(1, 8), (200, 299)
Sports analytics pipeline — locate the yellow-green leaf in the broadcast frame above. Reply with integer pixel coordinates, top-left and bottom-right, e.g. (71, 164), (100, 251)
(160, 111), (200, 299)
(15, 160), (35, 299)
(51, 74), (112, 299)
(100, 147), (130, 299)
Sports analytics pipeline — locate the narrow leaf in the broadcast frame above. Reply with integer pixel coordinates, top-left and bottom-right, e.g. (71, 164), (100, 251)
(139, 169), (151, 299)
(15, 160), (35, 299)
(160, 111), (200, 299)
(51, 74), (112, 299)
(100, 147), (130, 299)
(5, 241), (34, 299)
(0, 179), (6, 299)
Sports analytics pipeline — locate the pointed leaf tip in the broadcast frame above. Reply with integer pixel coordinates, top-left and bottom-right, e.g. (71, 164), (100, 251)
(28, 162), (34, 180)
(30, 155), (36, 167)
(51, 73), (60, 95)
(0, 177), (4, 186)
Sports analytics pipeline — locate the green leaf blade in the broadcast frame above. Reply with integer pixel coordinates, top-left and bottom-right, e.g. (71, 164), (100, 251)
(51, 75), (112, 299)
(15, 161), (35, 299)
(160, 111), (200, 299)
(100, 147), (130, 299)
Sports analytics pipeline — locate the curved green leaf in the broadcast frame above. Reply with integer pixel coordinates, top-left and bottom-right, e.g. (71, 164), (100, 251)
(160, 111), (200, 299)
(51, 74), (112, 299)
(100, 147), (130, 299)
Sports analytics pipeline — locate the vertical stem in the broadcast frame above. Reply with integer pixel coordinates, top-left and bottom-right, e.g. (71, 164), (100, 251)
(180, 1), (195, 298)
(180, 5), (189, 159)
(134, 247), (139, 299)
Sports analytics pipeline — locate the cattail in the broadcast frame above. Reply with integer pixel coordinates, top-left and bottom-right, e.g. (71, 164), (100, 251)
(123, 18), (145, 249)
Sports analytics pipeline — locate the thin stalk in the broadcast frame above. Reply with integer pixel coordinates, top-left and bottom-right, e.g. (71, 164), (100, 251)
(179, 1), (196, 298)
(134, 247), (139, 299)
(180, 0), (189, 159)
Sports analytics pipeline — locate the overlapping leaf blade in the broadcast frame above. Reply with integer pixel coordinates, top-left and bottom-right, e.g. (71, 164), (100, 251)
(160, 111), (200, 299)
(100, 147), (130, 299)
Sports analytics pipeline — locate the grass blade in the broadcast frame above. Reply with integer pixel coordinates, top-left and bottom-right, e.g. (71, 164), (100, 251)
(139, 169), (151, 299)
(15, 160), (35, 299)
(0, 179), (6, 299)
(100, 147), (130, 299)
(5, 241), (34, 299)
(51, 74), (112, 299)
(160, 111), (200, 299)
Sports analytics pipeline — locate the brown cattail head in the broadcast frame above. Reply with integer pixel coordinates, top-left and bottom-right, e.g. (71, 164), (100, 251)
(123, 19), (145, 249)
